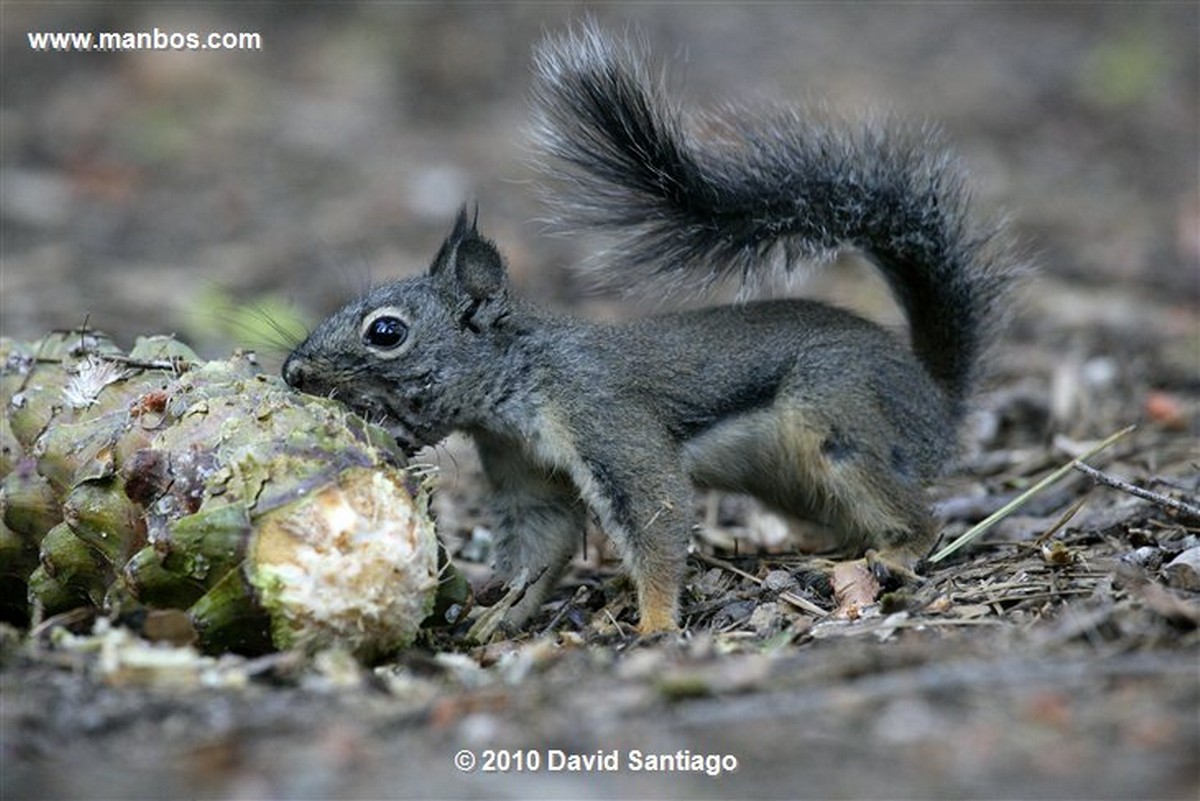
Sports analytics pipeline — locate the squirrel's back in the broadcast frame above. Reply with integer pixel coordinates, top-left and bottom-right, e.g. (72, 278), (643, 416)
(530, 23), (1024, 421)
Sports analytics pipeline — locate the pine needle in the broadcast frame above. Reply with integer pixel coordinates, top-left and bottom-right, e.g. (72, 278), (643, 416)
(929, 425), (1136, 564)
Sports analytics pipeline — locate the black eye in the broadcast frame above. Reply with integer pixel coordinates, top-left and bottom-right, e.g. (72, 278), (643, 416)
(363, 315), (408, 349)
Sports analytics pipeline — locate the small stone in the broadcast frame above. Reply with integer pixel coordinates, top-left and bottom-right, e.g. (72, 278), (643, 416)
(749, 602), (781, 636)
(762, 569), (798, 593)
(1163, 546), (1200, 591)
(696, 566), (726, 595)
(1119, 546), (1163, 570)
(711, 599), (756, 630)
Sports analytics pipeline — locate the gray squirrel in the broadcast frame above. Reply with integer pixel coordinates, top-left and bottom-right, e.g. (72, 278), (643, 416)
(283, 24), (1021, 634)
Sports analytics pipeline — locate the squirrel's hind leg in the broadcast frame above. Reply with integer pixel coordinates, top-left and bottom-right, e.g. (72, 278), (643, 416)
(685, 401), (940, 566)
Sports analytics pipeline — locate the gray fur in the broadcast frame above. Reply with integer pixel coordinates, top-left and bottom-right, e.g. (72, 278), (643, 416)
(284, 25), (1022, 633)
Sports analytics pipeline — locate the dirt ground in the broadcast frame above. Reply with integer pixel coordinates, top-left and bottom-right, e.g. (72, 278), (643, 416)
(2, 4), (1198, 800)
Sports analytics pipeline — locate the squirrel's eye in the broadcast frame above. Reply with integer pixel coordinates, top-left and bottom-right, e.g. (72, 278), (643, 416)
(363, 315), (408, 350)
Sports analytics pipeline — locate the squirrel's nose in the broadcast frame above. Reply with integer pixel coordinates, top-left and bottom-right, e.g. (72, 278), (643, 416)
(281, 354), (308, 390)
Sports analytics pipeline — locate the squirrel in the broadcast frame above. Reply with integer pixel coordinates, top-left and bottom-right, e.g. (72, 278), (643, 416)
(282, 24), (1021, 635)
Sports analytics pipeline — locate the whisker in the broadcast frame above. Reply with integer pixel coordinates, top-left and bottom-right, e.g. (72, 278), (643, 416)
(195, 283), (312, 356)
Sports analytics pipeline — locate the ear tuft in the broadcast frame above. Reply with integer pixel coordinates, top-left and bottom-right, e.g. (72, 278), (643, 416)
(429, 205), (473, 277)
(429, 205), (507, 302)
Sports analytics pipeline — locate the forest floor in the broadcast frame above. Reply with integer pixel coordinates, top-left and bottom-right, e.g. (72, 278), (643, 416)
(2, 5), (1197, 799)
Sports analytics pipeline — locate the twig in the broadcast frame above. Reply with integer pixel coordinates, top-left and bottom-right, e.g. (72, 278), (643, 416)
(929, 425), (1136, 564)
(694, 552), (829, 618)
(538, 584), (590, 636)
(1072, 461), (1200, 522)
(1033, 496), (1088, 545)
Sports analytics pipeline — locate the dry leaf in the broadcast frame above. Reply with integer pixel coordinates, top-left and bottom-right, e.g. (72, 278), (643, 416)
(832, 560), (881, 619)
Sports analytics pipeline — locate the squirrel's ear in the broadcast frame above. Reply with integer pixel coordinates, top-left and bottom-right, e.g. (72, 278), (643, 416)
(454, 236), (506, 301)
(430, 205), (508, 302)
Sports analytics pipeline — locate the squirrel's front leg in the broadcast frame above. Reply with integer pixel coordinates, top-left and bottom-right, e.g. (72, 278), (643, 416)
(475, 433), (586, 629)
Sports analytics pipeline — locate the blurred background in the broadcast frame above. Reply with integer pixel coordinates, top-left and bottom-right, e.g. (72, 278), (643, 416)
(2, 3), (1197, 377)
(3, 9), (1198, 799)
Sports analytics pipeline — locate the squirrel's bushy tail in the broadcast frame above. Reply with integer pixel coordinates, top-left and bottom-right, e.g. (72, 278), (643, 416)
(530, 23), (1022, 414)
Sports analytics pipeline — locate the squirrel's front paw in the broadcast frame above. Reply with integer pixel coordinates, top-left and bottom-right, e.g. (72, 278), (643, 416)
(466, 569), (536, 643)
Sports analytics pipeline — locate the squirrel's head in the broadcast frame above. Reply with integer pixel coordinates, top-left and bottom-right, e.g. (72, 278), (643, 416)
(283, 206), (514, 454)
